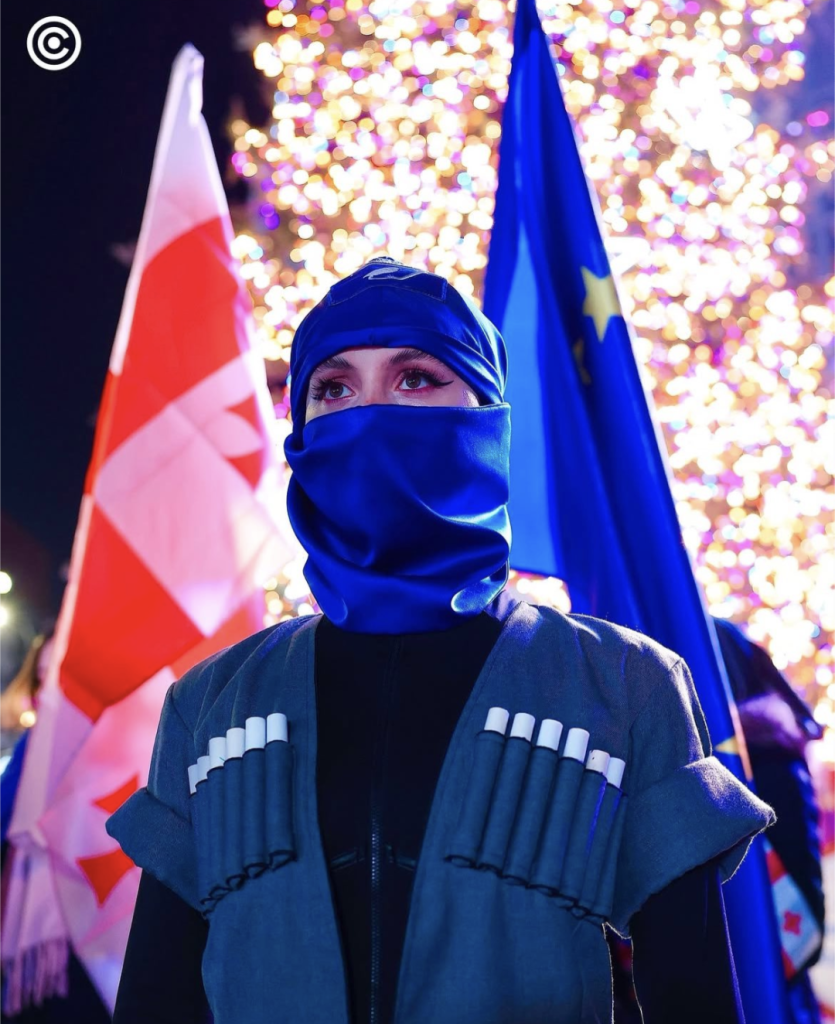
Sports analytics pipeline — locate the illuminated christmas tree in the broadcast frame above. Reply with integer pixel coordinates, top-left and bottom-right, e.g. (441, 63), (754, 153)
(228, 0), (833, 740)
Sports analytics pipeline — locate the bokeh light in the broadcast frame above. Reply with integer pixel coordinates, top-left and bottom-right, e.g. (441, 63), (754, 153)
(229, 0), (833, 743)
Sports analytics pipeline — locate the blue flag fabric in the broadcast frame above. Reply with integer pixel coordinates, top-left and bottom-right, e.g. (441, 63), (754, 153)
(482, 0), (791, 1020)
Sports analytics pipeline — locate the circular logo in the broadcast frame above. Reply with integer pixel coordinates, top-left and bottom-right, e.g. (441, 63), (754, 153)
(27, 17), (81, 71)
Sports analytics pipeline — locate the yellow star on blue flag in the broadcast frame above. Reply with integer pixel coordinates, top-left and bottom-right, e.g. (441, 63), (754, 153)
(581, 267), (621, 342)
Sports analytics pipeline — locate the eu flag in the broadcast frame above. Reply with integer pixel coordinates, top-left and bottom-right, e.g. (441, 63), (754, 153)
(482, 0), (791, 1019)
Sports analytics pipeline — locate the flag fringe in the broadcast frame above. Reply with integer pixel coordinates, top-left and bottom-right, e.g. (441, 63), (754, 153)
(1, 937), (70, 1015)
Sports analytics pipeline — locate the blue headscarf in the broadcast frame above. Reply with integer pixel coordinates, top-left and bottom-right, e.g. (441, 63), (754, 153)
(284, 257), (512, 634)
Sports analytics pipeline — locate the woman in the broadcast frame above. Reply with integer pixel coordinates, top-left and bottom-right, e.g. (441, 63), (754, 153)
(107, 256), (773, 1024)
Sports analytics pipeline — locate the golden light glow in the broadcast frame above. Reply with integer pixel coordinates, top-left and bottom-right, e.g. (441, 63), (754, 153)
(232, 0), (832, 746)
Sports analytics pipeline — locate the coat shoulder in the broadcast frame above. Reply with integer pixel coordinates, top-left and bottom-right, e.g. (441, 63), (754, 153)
(529, 602), (682, 667)
(523, 602), (686, 718)
(168, 615), (317, 726)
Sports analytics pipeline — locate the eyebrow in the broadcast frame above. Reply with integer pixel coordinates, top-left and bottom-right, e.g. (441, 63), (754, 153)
(310, 347), (443, 374)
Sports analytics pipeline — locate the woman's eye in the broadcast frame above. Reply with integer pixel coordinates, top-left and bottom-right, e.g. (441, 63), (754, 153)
(312, 380), (350, 401)
(399, 371), (437, 391)
(311, 368), (445, 403)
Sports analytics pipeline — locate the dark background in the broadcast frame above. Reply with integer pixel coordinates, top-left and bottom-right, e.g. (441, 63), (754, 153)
(1, 2), (270, 647)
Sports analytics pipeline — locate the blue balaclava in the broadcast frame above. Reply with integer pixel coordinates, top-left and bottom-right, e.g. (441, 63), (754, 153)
(283, 256), (512, 634)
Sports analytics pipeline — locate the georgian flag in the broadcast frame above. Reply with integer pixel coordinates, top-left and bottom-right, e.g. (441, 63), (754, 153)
(763, 837), (823, 978)
(2, 44), (296, 1013)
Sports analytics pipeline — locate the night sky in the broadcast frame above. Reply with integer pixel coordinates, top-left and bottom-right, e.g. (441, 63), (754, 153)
(1, 1), (270, 614)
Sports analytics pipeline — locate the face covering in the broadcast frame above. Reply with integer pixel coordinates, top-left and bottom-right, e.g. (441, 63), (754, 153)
(283, 257), (513, 634)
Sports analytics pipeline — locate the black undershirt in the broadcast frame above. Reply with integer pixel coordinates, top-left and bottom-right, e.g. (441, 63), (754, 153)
(113, 610), (743, 1024)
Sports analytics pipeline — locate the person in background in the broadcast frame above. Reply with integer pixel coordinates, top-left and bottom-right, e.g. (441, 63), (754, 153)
(1, 632), (52, 859)
(609, 616), (825, 1024)
(714, 617), (825, 1024)
(1, 632), (112, 1024)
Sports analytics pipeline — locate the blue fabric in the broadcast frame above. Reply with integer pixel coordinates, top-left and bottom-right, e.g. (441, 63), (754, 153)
(529, 755), (585, 897)
(222, 756), (246, 890)
(284, 400), (511, 633)
(787, 971), (823, 1024)
(481, 0), (790, 1018)
(241, 749), (269, 881)
(561, 767), (609, 902)
(189, 740), (297, 913)
(207, 767), (229, 900)
(192, 774), (213, 906)
(579, 783), (622, 912)
(502, 745), (558, 883)
(283, 256), (512, 633)
(445, 728), (506, 866)
(477, 736), (533, 872)
(714, 616), (823, 741)
(1, 729), (30, 846)
(286, 256), (508, 431)
(715, 614), (825, 979)
(265, 739), (295, 869)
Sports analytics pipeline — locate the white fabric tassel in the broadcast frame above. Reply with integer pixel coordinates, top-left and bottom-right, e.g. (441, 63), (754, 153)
(2, 936), (70, 1015)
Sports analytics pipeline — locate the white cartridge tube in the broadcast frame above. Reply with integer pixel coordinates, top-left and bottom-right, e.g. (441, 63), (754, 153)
(196, 755), (211, 784)
(266, 712), (289, 743)
(606, 757), (626, 789)
(188, 764), (200, 795)
(225, 727), (246, 759)
(586, 749), (610, 775)
(509, 712), (536, 742)
(208, 736), (227, 770)
(245, 716), (267, 750)
(484, 707), (510, 734)
(562, 728), (590, 762)
(536, 719), (563, 751)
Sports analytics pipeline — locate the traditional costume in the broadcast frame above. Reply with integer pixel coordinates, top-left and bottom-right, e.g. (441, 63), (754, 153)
(107, 257), (773, 1024)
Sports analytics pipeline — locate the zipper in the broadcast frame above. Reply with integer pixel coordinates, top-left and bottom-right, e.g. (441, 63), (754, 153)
(371, 638), (401, 1024)
(370, 793), (382, 1024)
(310, 628), (353, 1023)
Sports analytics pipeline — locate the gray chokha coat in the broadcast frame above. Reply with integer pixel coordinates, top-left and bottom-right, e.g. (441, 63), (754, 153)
(106, 596), (774, 1024)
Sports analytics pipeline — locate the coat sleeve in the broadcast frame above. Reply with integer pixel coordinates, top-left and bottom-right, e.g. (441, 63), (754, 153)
(609, 655), (776, 938)
(106, 682), (200, 911)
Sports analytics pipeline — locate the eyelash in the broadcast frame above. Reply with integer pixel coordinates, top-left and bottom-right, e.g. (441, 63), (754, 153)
(309, 366), (449, 402)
